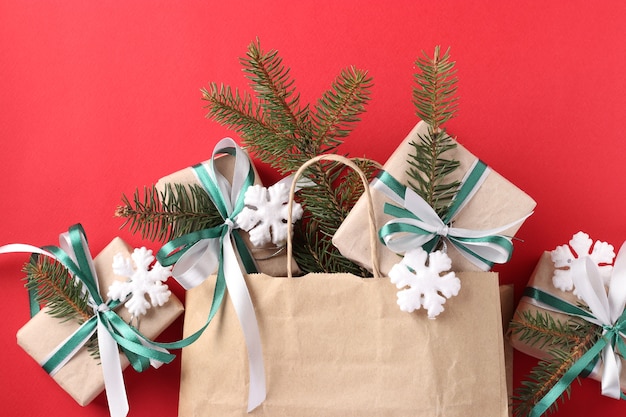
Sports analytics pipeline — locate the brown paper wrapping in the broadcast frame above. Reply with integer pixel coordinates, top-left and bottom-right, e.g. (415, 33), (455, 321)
(156, 153), (299, 277)
(511, 251), (626, 389)
(179, 271), (509, 417)
(16, 237), (184, 406)
(333, 121), (536, 274)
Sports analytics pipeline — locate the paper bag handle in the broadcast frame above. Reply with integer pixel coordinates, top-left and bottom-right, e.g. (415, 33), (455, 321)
(287, 154), (381, 279)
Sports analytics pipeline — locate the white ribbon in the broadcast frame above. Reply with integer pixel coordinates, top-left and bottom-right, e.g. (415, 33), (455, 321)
(373, 168), (531, 270)
(569, 244), (626, 399)
(164, 138), (266, 411)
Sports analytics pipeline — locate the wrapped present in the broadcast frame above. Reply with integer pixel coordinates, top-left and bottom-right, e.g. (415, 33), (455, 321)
(333, 121), (536, 274)
(177, 155), (511, 417)
(510, 232), (626, 416)
(6, 226), (184, 415)
(155, 138), (299, 277)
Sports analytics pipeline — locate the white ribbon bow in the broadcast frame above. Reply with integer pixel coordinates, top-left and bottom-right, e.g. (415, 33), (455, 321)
(570, 243), (626, 399)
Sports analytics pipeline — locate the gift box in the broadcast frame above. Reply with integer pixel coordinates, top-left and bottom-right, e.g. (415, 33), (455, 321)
(178, 271), (511, 417)
(333, 121), (536, 274)
(510, 251), (626, 389)
(16, 237), (184, 407)
(155, 148), (299, 277)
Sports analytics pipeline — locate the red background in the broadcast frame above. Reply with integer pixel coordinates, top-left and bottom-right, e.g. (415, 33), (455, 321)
(1, 1), (625, 416)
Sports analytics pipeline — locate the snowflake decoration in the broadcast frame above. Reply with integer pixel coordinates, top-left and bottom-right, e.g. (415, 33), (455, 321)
(235, 182), (304, 247)
(388, 248), (461, 319)
(550, 231), (615, 296)
(107, 247), (173, 319)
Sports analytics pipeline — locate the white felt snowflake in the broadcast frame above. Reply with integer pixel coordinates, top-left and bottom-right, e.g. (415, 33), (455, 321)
(550, 231), (615, 296)
(107, 247), (173, 319)
(388, 248), (461, 319)
(235, 182), (304, 247)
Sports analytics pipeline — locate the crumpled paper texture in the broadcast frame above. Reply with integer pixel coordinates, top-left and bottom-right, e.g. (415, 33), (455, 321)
(333, 121), (537, 274)
(179, 271), (509, 417)
(511, 251), (626, 389)
(16, 237), (184, 406)
(156, 152), (299, 277)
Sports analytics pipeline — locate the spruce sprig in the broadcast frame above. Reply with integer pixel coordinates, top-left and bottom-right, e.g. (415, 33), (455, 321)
(510, 310), (599, 416)
(116, 183), (223, 243)
(509, 310), (591, 350)
(407, 46), (460, 218)
(202, 39), (376, 275)
(23, 256), (100, 358)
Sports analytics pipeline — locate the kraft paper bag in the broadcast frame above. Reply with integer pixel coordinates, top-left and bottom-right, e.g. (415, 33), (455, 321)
(510, 251), (626, 389)
(178, 271), (509, 417)
(333, 121), (536, 274)
(500, 284), (514, 417)
(156, 150), (299, 277)
(16, 237), (184, 406)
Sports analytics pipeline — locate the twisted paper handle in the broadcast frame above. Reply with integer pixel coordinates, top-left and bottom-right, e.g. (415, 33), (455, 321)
(286, 154), (381, 278)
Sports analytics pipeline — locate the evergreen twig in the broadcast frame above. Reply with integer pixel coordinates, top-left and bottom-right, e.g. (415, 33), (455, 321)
(407, 46), (460, 218)
(23, 256), (100, 359)
(202, 39), (377, 275)
(510, 310), (600, 416)
(116, 183), (223, 243)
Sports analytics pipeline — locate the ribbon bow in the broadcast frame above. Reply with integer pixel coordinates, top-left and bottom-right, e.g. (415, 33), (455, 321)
(156, 138), (266, 412)
(0, 224), (175, 417)
(376, 159), (530, 270)
(525, 242), (626, 416)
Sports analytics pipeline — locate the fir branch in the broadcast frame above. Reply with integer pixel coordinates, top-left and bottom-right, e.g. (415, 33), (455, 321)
(242, 38), (309, 140)
(116, 183), (223, 242)
(413, 46), (458, 130)
(23, 256), (92, 323)
(510, 310), (590, 350)
(23, 256), (100, 359)
(407, 46), (460, 218)
(313, 66), (374, 148)
(511, 312), (600, 417)
(202, 39), (376, 275)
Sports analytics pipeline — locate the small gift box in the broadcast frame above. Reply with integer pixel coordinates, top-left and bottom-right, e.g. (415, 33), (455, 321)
(15, 236), (184, 407)
(511, 250), (626, 389)
(155, 141), (299, 277)
(333, 121), (536, 274)
(510, 232), (626, 415)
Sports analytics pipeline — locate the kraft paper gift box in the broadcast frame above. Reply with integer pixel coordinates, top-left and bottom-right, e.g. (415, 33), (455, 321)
(155, 149), (299, 277)
(333, 121), (536, 274)
(16, 237), (184, 406)
(510, 252), (626, 389)
(178, 271), (511, 417)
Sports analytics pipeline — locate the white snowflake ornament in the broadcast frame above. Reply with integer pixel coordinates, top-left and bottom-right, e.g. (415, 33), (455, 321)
(107, 247), (173, 319)
(388, 248), (461, 319)
(550, 231), (615, 296)
(235, 182), (303, 247)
